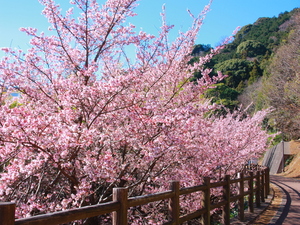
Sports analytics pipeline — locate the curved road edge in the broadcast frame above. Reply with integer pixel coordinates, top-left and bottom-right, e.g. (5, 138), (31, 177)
(252, 175), (300, 225)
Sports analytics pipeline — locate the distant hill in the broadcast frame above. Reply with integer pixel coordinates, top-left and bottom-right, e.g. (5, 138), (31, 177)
(192, 7), (300, 139)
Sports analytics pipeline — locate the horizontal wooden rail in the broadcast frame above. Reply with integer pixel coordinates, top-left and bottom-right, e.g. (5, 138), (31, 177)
(14, 201), (120, 225)
(179, 184), (207, 195)
(128, 190), (174, 207)
(0, 167), (270, 225)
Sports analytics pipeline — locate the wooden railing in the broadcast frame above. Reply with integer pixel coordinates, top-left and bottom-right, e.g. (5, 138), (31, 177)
(0, 167), (270, 225)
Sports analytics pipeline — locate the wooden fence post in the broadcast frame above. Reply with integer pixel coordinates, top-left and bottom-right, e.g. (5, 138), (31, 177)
(222, 175), (231, 225)
(248, 171), (254, 213)
(0, 202), (15, 225)
(113, 187), (128, 225)
(261, 170), (265, 202)
(201, 177), (211, 225)
(255, 171), (261, 208)
(237, 173), (244, 221)
(169, 181), (180, 225)
(265, 167), (270, 196)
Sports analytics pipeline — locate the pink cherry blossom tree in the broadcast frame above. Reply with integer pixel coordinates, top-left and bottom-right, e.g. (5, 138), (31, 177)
(0, 0), (270, 223)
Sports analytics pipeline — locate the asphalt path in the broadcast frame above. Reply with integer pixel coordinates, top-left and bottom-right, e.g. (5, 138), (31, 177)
(270, 175), (300, 225)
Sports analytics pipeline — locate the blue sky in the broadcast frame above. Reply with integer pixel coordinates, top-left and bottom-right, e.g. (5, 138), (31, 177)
(0, 0), (299, 58)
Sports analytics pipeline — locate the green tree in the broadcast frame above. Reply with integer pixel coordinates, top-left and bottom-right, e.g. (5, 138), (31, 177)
(205, 83), (239, 110)
(248, 61), (263, 85)
(236, 40), (267, 57)
(215, 59), (253, 88)
(191, 44), (212, 56)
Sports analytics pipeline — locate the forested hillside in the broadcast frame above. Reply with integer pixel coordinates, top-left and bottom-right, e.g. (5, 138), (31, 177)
(192, 7), (300, 140)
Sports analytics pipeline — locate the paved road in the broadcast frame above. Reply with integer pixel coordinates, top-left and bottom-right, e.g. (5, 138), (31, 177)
(270, 175), (300, 225)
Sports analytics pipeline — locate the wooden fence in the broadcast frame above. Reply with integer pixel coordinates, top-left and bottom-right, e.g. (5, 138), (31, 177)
(0, 167), (270, 225)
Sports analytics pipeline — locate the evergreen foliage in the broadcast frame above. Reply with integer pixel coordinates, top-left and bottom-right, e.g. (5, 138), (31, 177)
(192, 7), (299, 115)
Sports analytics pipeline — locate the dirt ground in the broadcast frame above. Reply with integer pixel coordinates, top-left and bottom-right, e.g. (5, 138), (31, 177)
(251, 184), (283, 224)
(281, 140), (300, 178)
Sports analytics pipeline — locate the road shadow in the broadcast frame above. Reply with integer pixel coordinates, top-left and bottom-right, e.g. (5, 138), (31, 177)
(270, 175), (300, 224)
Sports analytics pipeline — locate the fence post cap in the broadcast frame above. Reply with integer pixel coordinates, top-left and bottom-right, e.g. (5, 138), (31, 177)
(224, 174), (231, 179)
(113, 187), (128, 190)
(0, 202), (15, 205)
